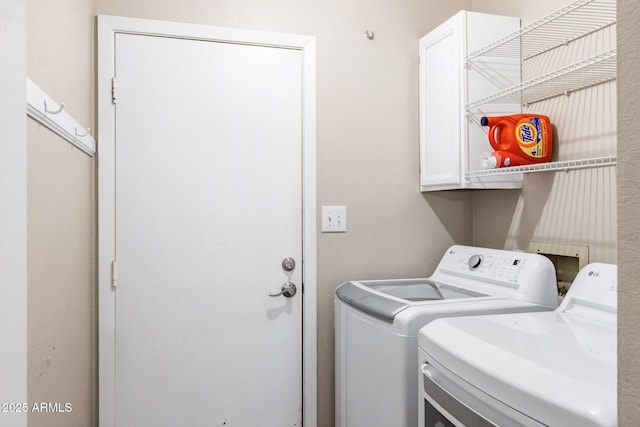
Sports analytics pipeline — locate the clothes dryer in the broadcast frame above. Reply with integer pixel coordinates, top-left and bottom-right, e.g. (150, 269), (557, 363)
(418, 262), (617, 427)
(335, 245), (559, 427)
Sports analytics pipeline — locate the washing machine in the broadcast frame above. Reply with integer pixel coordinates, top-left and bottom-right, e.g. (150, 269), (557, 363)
(334, 245), (559, 427)
(418, 262), (617, 427)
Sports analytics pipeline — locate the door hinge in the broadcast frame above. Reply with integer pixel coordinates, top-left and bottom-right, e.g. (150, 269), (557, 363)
(111, 77), (118, 104)
(111, 260), (118, 288)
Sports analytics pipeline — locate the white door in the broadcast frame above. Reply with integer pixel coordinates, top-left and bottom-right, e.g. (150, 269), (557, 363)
(98, 17), (316, 427)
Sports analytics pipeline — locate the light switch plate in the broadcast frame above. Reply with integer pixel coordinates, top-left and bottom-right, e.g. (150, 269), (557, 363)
(321, 206), (347, 233)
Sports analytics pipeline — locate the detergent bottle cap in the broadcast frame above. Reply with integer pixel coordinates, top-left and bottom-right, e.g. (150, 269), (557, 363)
(480, 116), (489, 127)
(481, 152), (498, 169)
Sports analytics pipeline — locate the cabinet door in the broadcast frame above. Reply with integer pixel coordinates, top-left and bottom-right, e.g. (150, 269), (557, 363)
(419, 13), (463, 191)
(464, 12), (523, 190)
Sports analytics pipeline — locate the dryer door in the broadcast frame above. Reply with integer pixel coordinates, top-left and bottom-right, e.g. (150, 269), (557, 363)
(419, 359), (545, 427)
(421, 363), (497, 427)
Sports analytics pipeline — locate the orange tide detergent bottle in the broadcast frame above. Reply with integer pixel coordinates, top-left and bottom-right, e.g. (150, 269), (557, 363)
(480, 114), (553, 169)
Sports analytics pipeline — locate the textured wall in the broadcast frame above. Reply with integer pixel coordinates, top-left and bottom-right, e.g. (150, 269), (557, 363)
(27, 0), (94, 126)
(26, 121), (95, 427)
(617, 0), (640, 423)
(26, 0), (96, 425)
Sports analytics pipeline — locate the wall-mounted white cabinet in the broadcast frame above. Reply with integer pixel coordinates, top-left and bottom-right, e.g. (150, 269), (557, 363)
(419, 11), (522, 191)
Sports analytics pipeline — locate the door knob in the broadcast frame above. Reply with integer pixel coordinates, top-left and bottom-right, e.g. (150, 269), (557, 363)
(269, 282), (297, 298)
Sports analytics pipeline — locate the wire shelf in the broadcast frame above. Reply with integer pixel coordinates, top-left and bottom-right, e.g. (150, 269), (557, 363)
(457, 1), (617, 186)
(466, 49), (616, 109)
(465, 156), (616, 178)
(466, 0), (616, 62)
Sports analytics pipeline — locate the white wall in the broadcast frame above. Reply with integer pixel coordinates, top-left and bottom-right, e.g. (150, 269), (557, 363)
(0, 1), (27, 427)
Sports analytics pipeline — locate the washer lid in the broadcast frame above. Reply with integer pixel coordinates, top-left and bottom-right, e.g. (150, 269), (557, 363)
(420, 310), (617, 427)
(336, 281), (410, 322)
(335, 279), (485, 323)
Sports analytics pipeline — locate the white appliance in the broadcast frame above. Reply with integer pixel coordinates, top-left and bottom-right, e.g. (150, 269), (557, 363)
(335, 245), (559, 427)
(418, 262), (617, 427)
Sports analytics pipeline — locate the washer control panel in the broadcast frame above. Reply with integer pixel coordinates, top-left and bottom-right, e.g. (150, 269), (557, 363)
(468, 253), (524, 283)
(434, 245), (558, 306)
(439, 246), (534, 285)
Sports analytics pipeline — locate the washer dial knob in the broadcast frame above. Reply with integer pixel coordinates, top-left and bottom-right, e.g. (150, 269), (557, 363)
(468, 254), (483, 270)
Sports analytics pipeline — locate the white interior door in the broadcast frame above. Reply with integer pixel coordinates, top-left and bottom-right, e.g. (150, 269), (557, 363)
(101, 24), (311, 426)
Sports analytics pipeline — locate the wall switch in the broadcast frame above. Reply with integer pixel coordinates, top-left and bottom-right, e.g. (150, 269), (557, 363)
(321, 206), (347, 233)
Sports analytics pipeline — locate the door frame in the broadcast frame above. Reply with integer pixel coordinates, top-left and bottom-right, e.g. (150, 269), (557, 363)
(97, 15), (317, 427)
